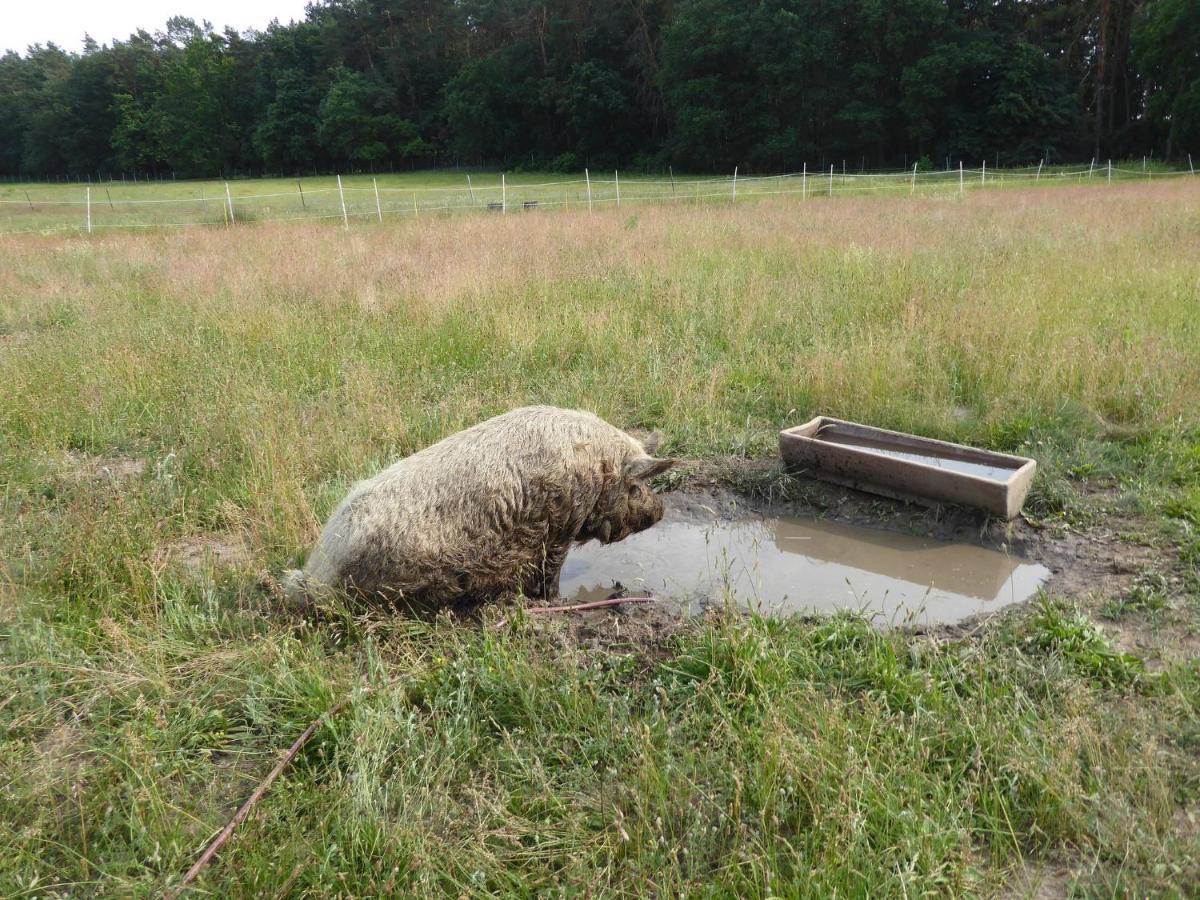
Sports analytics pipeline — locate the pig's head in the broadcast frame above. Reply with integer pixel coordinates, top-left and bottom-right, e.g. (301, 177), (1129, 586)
(579, 453), (677, 545)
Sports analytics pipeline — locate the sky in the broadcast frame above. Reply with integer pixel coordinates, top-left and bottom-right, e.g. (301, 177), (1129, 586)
(3, 1), (314, 55)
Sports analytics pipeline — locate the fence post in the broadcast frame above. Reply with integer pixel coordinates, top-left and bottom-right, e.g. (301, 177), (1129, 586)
(1107, 159), (1112, 184)
(224, 182), (235, 226)
(615, 170), (620, 208)
(1036, 159), (1043, 182)
(466, 174), (476, 204)
(959, 160), (963, 196)
(910, 163), (917, 195)
(502, 173), (507, 213)
(981, 160), (985, 187)
(373, 176), (383, 223)
(1089, 157), (1095, 178)
(86, 187), (91, 234)
(297, 179), (306, 210)
(585, 168), (593, 211)
(336, 174), (348, 229)
(1189, 154), (1195, 175)
(732, 166), (738, 202)
(828, 164), (833, 197)
(802, 162), (807, 199)
(669, 165), (676, 193)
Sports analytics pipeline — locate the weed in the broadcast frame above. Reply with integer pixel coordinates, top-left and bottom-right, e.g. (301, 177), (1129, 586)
(1101, 573), (1172, 621)
(1027, 598), (1145, 688)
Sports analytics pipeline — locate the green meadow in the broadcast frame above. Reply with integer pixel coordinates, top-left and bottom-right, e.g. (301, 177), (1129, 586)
(2, 180), (1199, 895)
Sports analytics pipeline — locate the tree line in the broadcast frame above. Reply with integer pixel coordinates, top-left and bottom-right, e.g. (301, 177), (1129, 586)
(1, 0), (1197, 179)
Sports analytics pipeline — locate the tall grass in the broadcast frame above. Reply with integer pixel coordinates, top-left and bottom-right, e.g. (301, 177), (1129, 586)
(3, 182), (1198, 546)
(1, 181), (1198, 894)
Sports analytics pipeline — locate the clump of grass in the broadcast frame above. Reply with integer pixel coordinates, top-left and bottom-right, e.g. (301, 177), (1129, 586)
(1165, 488), (1200, 526)
(1026, 598), (1145, 687)
(1101, 574), (1172, 621)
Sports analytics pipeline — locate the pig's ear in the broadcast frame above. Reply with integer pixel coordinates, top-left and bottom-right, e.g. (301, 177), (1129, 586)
(638, 430), (664, 455)
(626, 456), (678, 481)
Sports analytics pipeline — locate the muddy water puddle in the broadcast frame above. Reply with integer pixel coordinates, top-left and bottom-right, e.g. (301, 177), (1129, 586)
(562, 504), (1049, 626)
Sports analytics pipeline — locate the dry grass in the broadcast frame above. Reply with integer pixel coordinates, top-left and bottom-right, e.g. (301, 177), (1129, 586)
(1, 181), (1199, 895)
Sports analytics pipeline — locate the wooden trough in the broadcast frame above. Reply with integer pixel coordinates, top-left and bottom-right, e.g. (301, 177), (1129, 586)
(779, 416), (1037, 520)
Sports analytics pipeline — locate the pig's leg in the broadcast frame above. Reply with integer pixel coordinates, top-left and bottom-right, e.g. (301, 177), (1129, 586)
(528, 544), (568, 599)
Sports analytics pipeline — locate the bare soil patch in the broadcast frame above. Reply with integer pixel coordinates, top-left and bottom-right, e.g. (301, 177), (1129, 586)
(56, 450), (147, 485)
(995, 861), (1075, 899)
(269, 458), (1190, 675)
(30, 717), (93, 788)
(0, 330), (33, 351)
(519, 461), (1192, 665)
(163, 532), (254, 573)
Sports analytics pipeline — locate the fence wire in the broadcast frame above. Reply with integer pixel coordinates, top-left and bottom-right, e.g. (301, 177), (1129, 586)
(1, 163), (1194, 236)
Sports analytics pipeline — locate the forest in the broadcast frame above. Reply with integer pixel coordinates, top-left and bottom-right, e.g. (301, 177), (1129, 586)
(1, 0), (1197, 179)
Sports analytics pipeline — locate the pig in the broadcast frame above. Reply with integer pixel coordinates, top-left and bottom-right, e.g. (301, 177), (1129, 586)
(283, 406), (676, 609)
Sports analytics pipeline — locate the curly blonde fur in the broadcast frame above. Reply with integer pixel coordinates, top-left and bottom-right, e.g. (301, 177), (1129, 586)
(284, 406), (675, 608)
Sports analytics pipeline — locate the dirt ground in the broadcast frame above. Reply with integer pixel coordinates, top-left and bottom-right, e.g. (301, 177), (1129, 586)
(520, 459), (1194, 666)
(169, 454), (1192, 668)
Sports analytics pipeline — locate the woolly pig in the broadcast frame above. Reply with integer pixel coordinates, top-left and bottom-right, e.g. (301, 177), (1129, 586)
(283, 406), (676, 608)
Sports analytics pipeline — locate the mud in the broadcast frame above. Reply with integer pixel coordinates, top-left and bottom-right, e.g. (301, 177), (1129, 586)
(246, 457), (1179, 659)
(528, 460), (1175, 649)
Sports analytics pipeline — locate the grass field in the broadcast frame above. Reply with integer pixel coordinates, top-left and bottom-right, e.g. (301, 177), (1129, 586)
(2, 180), (1199, 895)
(2, 162), (1194, 233)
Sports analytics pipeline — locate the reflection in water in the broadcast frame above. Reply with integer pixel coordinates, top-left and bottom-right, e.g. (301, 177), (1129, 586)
(818, 433), (1019, 482)
(561, 506), (1048, 626)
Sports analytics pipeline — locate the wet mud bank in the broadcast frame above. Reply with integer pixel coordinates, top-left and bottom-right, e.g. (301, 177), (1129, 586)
(527, 462), (1162, 645)
(562, 491), (1049, 627)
